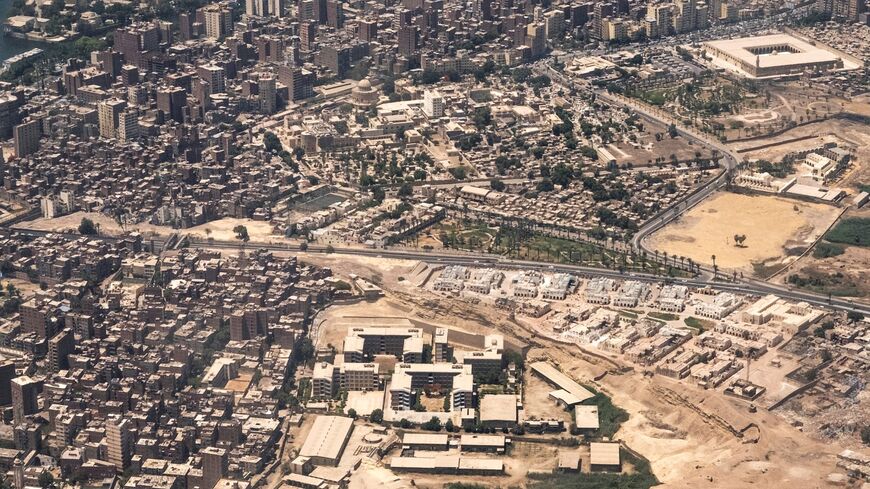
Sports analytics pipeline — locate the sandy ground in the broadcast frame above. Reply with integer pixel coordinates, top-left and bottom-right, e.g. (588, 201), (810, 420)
(348, 459), (411, 489)
(523, 370), (575, 423)
(771, 208), (870, 298)
(729, 118), (870, 190)
(371, 254), (848, 487)
(738, 132), (846, 163)
(16, 211), (282, 242)
(648, 192), (842, 274)
(0, 278), (42, 299)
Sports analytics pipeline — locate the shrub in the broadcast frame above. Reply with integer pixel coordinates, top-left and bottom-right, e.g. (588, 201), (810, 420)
(812, 242), (846, 259)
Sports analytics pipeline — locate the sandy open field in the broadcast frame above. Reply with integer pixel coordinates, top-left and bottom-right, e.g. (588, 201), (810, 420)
(648, 192), (841, 274)
(0, 279), (42, 299)
(16, 211), (282, 242)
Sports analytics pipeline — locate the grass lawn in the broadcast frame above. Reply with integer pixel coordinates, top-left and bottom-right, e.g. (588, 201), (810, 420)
(684, 316), (715, 333)
(617, 309), (639, 319)
(647, 311), (680, 321)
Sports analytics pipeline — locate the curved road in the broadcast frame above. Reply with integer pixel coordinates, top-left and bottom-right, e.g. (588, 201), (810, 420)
(5, 56), (865, 317)
(535, 62), (741, 258)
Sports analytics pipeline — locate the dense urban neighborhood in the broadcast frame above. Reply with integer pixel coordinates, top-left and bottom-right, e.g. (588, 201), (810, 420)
(0, 0), (869, 486)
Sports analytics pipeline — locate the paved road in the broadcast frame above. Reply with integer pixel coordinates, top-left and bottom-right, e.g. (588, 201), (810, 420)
(179, 237), (870, 316)
(7, 227), (869, 315)
(535, 64), (740, 257)
(6, 49), (866, 316)
(594, 91), (742, 254)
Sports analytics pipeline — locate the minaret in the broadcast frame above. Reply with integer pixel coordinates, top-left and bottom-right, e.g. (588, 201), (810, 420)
(13, 458), (24, 489)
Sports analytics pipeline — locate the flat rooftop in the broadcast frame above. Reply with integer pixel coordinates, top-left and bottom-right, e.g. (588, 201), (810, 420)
(530, 362), (595, 403)
(402, 433), (449, 446)
(590, 442), (621, 467)
(574, 405), (600, 430)
(299, 415), (354, 462)
(479, 394), (518, 423)
(460, 434), (506, 448)
(703, 33), (841, 69)
(345, 391), (385, 417)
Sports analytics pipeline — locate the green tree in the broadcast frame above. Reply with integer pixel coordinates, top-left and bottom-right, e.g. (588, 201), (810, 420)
(536, 179), (554, 192)
(38, 471), (55, 489)
(78, 218), (97, 235)
(294, 337), (315, 363)
(423, 416), (442, 431)
(233, 225), (249, 242)
(471, 106), (492, 129)
(370, 409), (384, 423)
(551, 162), (574, 187)
(448, 166), (468, 180)
(263, 131), (282, 152)
(418, 70), (440, 84)
(397, 182), (413, 197)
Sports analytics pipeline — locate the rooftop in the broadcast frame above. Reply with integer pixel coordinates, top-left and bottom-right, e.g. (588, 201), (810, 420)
(299, 415), (354, 462)
(590, 442), (621, 467)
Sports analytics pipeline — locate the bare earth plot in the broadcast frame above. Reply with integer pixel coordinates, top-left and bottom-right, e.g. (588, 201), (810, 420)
(16, 211), (280, 242)
(773, 208), (870, 298)
(730, 118), (870, 174)
(648, 192), (841, 275)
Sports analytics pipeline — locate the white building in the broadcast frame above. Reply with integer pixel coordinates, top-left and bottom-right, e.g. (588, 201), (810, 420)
(657, 284), (688, 312)
(695, 292), (739, 320)
(613, 281), (649, 308)
(423, 90), (445, 118)
(541, 273), (575, 301)
(585, 277), (615, 305)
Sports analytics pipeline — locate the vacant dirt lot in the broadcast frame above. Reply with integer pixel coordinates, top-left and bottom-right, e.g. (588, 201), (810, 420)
(730, 118), (870, 190)
(0, 278), (41, 299)
(17, 212), (280, 242)
(648, 192), (841, 275)
(773, 208), (870, 298)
